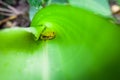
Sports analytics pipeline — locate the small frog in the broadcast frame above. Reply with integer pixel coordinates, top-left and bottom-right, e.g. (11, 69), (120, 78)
(40, 27), (55, 40)
(40, 31), (56, 40)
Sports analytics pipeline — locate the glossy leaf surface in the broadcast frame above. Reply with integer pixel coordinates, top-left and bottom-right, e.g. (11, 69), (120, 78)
(0, 4), (120, 80)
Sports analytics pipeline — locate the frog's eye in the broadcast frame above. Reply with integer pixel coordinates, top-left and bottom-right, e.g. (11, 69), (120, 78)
(40, 32), (56, 40)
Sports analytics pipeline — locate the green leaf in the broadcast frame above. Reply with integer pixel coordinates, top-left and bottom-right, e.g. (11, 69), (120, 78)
(28, 0), (50, 20)
(29, 6), (38, 21)
(118, 0), (120, 5)
(69, 0), (112, 18)
(28, 0), (42, 7)
(29, 0), (68, 20)
(51, 0), (68, 3)
(0, 4), (120, 80)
